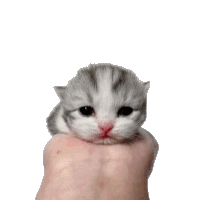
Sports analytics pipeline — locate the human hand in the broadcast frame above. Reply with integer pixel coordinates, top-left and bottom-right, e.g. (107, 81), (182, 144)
(36, 128), (158, 200)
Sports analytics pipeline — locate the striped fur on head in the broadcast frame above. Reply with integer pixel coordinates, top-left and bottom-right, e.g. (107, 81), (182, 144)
(47, 63), (150, 144)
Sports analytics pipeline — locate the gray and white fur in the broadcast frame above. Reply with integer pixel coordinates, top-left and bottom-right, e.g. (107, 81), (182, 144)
(47, 63), (150, 145)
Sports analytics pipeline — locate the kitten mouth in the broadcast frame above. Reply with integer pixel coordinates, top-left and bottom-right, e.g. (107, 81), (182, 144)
(100, 135), (110, 139)
(98, 132), (112, 139)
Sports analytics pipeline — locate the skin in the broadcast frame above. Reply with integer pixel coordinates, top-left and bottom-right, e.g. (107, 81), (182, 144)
(36, 128), (158, 200)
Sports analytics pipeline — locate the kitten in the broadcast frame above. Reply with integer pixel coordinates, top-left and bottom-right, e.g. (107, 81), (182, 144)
(47, 63), (150, 145)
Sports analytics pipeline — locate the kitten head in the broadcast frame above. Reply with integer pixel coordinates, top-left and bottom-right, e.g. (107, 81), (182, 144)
(55, 63), (150, 144)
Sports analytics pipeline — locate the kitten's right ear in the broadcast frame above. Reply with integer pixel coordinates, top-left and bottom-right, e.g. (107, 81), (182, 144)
(54, 86), (66, 100)
(143, 81), (150, 94)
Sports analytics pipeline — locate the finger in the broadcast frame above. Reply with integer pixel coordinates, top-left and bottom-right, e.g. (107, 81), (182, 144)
(138, 128), (159, 177)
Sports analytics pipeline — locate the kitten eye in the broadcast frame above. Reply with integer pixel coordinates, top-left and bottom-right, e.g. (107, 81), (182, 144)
(117, 107), (134, 117)
(79, 106), (94, 117)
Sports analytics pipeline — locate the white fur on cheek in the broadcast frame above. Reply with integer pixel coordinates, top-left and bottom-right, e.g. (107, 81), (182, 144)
(56, 107), (70, 133)
(69, 111), (99, 139)
(113, 111), (140, 138)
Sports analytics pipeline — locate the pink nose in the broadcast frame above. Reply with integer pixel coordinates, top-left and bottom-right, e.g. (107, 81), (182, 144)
(98, 122), (114, 136)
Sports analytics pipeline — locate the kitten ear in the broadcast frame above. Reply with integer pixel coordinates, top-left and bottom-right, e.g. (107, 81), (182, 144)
(143, 81), (150, 93)
(54, 86), (66, 100)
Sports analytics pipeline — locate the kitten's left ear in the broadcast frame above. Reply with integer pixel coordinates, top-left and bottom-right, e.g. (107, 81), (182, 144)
(54, 86), (66, 100)
(143, 81), (150, 93)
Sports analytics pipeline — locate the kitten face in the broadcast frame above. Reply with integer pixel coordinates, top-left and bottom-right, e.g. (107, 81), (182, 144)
(54, 64), (149, 144)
